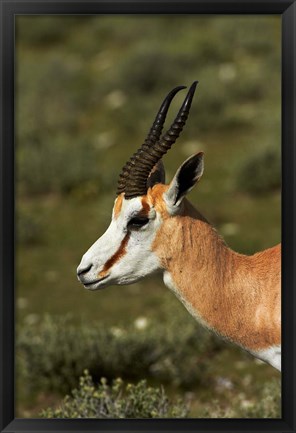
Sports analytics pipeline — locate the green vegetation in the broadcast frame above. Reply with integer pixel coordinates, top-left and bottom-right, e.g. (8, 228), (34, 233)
(236, 142), (281, 194)
(41, 371), (188, 418)
(17, 314), (281, 418)
(17, 314), (220, 395)
(41, 371), (280, 419)
(197, 378), (281, 418)
(17, 207), (44, 245)
(16, 15), (281, 418)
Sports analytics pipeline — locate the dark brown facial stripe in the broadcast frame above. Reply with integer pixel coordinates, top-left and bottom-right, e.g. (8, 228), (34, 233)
(141, 198), (150, 215)
(98, 233), (131, 278)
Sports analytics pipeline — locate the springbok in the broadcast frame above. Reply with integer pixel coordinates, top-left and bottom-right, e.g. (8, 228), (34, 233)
(77, 82), (281, 371)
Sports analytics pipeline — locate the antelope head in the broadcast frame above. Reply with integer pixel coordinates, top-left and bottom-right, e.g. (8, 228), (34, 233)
(77, 82), (204, 290)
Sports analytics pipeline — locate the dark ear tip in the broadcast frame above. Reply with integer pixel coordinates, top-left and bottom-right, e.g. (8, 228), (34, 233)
(191, 151), (204, 162)
(181, 152), (204, 178)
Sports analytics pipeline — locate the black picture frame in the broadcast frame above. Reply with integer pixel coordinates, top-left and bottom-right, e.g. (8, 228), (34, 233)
(0, 1), (295, 432)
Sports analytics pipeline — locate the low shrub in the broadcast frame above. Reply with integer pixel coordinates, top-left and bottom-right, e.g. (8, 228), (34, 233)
(198, 379), (281, 418)
(41, 370), (189, 418)
(41, 372), (280, 419)
(17, 314), (222, 395)
(16, 16), (281, 197)
(17, 16), (83, 47)
(244, 379), (281, 418)
(236, 144), (281, 195)
(17, 135), (102, 196)
(16, 208), (44, 245)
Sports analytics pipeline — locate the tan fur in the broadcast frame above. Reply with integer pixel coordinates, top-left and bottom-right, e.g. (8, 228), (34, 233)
(114, 194), (123, 219)
(148, 185), (281, 352)
(146, 184), (171, 216)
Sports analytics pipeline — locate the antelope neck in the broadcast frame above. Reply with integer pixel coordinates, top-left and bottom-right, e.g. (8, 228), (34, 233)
(152, 199), (281, 352)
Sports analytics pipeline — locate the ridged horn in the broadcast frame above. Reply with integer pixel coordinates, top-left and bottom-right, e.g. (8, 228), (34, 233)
(124, 81), (198, 199)
(116, 85), (186, 195)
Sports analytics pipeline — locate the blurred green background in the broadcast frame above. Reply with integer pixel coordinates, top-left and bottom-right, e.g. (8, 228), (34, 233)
(16, 15), (281, 418)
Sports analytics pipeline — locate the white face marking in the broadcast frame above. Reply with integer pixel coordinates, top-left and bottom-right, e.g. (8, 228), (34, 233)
(77, 197), (162, 290)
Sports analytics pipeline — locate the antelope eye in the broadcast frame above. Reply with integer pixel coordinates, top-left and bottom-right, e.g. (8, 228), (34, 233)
(127, 217), (149, 230)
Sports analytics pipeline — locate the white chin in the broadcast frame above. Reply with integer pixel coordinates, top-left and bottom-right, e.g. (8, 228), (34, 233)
(84, 282), (107, 291)
(83, 275), (111, 291)
(83, 275), (139, 291)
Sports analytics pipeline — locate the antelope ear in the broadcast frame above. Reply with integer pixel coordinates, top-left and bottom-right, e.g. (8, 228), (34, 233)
(147, 160), (166, 189)
(164, 152), (204, 208)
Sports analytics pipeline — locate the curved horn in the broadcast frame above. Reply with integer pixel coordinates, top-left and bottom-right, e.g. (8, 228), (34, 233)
(117, 85), (186, 195)
(124, 81), (198, 199)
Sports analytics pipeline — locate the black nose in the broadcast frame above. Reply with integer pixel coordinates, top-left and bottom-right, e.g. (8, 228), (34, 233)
(77, 263), (92, 276)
